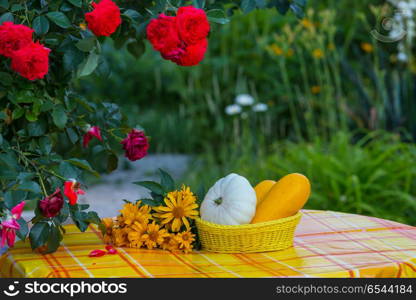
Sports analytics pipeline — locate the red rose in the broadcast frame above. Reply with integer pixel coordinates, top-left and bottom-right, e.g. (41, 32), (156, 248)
(177, 6), (210, 45)
(83, 126), (103, 148)
(121, 129), (149, 161)
(64, 180), (85, 206)
(146, 14), (182, 56)
(10, 42), (50, 80)
(174, 38), (208, 66)
(0, 21), (33, 58)
(85, 0), (121, 37)
(39, 188), (64, 218)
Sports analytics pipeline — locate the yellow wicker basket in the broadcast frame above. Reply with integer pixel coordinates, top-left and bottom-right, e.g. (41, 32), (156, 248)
(195, 212), (302, 253)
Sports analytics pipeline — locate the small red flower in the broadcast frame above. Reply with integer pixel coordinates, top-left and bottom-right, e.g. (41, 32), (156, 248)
(85, 0), (122, 37)
(177, 6), (210, 45)
(146, 6), (210, 67)
(10, 41), (50, 80)
(64, 180), (85, 206)
(146, 14), (182, 56)
(105, 245), (117, 254)
(0, 21), (34, 58)
(121, 129), (149, 162)
(173, 38), (208, 66)
(39, 188), (64, 218)
(83, 126), (103, 148)
(89, 249), (106, 257)
(0, 201), (25, 248)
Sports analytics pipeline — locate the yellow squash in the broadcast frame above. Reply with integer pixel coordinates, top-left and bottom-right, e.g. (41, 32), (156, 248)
(254, 180), (275, 206)
(251, 173), (311, 223)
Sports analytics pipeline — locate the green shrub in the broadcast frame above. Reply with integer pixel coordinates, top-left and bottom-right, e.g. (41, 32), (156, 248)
(185, 131), (416, 225)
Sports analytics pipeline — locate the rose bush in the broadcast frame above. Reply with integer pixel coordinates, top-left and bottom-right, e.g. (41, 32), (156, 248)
(0, 0), (304, 253)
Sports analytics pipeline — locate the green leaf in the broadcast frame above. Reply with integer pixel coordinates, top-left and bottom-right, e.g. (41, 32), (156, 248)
(66, 158), (100, 177)
(85, 211), (101, 224)
(77, 52), (100, 77)
(241, 0), (256, 13)
(29, 222), (50, 249)
(63, 46), (85, 71)
(57, 201), (70, 223)
(133, 181), (165, 196)
(193, 0), (205, 9)
(16, 218), (29, 241)
(39, 136), (52, 154)
(58, 161), (81, 179)
(27, 119), (47, 136)
(47, 12), (71, 29)
(46, 225), (62, 253)
(107, 152), (118, 173)
(25, 110), (38, 122)
(4, 191), (27, 209)
(127, 40), (145, 59)
(123, 9), (142, 22)
(207, 9), (230, 25)
(52, 105), (68, 129)
(75, 37), (96, 52)
(139, 198), (160, 207)
(12, 107), (24, 120)
(17, 181), (42, 194)
(0, 12), (14, 24)
(0, 72), (13, 86)
(0, 0), (9, 9)
(67, 0), (82, 7)
(33, 16), (50, 35)
(159, 168), (175, 191)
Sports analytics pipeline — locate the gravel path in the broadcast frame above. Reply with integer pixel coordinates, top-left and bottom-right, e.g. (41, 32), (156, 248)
(78, 154), (191, 218)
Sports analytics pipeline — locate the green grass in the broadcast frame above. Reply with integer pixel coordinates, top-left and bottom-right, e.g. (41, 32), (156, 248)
(185, 131), (416, 225)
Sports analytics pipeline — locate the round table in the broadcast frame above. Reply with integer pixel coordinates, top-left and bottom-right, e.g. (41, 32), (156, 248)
(1, 210), (415, 278)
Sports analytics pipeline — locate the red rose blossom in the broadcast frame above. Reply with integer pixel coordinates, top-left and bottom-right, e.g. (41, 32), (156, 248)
(177, 6), (210, 45)
(10, 42), (50, 80)
(173, 38), (208, 66)
(121, 129), (149, 161)
(64, 180), (85, 206)
(83, 126), (103, 148)
(0, 21), (34, 58)
(85, 0), (121, 37)
(146, 14), (182, 55)
(39, 188), (64, 218)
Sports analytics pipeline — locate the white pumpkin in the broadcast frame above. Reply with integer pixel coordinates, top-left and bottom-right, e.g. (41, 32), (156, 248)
(200, 173), (257, 225)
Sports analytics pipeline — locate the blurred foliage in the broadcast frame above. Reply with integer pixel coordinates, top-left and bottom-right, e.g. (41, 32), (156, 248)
(185, 130), (416, 225)
(75, 0), (416, 224)
(77, 0), (416, 154)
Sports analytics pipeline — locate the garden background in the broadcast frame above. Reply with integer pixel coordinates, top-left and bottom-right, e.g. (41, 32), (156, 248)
(7, 0), (414, 228)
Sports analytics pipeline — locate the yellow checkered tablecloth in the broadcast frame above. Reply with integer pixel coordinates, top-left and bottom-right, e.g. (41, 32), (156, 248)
(1, 210), (416, 278)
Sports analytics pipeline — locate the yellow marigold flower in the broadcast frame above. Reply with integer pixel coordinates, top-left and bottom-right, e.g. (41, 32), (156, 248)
(112, 228), (127, 247)
(300, 19), (314, 29)
(153, 185), (199, 232)
(79, 22), (87, 31)
(161, 233), (180, 252)
(361, 42), (373, 53)
(141, 222), (169, 250)
(127, 231), (143, 248)
(175, 230), (196, 254)
(119, 201), (151, 226)
(312, 49), (324, 59)
(311, 85), (321, 94)
(269, 44), (284, 56)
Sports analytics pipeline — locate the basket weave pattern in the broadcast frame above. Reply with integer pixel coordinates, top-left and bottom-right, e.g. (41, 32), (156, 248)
(195, 212), (302, 253)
